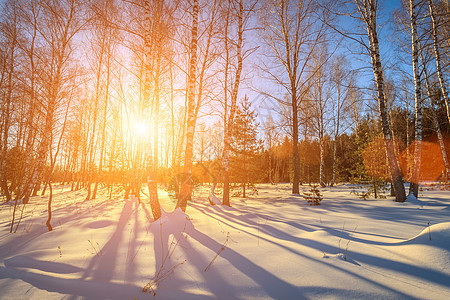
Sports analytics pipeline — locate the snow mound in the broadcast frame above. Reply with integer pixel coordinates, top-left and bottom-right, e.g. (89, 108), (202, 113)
(406, 193), (423, 206)
(150, 208), (194, 234)
(389, 222), (450, 276)
(208, 191), (221, 205)
(406, 222), (450, 248)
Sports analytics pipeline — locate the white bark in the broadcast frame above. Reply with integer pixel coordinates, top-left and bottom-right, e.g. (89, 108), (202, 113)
(409, 0), (423, 198)
(429, 0), (450, 123)
(355, 0), (406, 202)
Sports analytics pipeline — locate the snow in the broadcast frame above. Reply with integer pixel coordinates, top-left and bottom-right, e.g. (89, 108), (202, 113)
(207, 189), (221, 206)
(0, 183), (449, 299)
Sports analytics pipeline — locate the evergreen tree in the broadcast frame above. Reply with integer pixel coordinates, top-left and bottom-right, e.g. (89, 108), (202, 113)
(230, 96), (263, 197)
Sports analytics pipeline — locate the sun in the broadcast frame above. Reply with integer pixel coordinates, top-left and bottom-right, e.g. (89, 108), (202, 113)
(128, 118), (151, 139)
(135, 120), (150, 136)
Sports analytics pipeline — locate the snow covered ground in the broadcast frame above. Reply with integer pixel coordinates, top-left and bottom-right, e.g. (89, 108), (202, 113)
(0, 183), (449, 299)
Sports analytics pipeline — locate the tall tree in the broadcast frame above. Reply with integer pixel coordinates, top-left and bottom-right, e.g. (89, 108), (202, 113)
(222, 0), (245, 206)
(308, 38), (333, 187)
(330, 56), (351, 186)
(428, 0), (450, 123)
(351, 0), (407, 202)
(409, 0), (423, 198)
(259, 0), (326, 194)
(176, 0), (199, 212)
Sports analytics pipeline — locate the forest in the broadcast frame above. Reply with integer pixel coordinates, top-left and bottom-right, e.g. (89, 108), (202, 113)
(1, 0), (449, 225)
(1, 1), (450, 299)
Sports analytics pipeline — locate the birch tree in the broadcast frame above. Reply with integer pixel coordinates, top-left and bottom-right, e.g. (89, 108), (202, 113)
(176, 0), (199, 212)
(409, 0), (423, 198)
(0, 0), (19, 203)
(330, 56), (352, 186)
(308, 40), (333, 187)
(222, 0), (245, 206)
(428, 0), (450, 123)
(350, 0), (407, 202)
(16, 0), (86, 204)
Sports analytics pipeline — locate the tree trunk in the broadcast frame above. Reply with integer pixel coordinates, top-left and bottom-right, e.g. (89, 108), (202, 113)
(223, 0), (244, 206)
(176, 0), (199, 212)
(46, 182), (53, 231)
(409, 0), (423, 198)
(331, 139), (337, 187)
(360, 1), (406, 202)
(319, 131), (326, 188)
(420, 44), (450, 180)
(292, 88), (300, 194)
(429, 0), (450, 123)
(142, 0), (163, 220)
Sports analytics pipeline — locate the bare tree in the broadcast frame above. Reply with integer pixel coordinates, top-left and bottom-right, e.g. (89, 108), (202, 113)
(409, 0), (424, 198)
(0, 0), (19, 203)
(330, 55), (352, 186)
(222, 0), (245, 206)
(16, 0), (87, 204)
(308, 38), (334, 187)
(428, 0), (450, 123)
(176, 0), (199, 212)
(339, 0), (407, 202)
(259, 0), (327, 194)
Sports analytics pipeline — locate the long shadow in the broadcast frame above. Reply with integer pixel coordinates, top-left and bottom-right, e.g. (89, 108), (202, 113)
(190, 202), (450, 295)
(4, 256), (83, 274)
(141, 202), (196, 295)
(188, 228), (305, 299)
(124, 200), (146, 284)
(79, 199), (133, 282)
(0, 266), (214, 299)
(177, 233), (236, 299)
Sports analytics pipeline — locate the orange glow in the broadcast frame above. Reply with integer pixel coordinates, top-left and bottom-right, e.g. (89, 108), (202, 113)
(132, 119), (150, 138)
(399, 141), (446, 182)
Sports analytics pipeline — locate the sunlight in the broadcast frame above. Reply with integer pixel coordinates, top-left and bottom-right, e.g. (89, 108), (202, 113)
(132, 119), (150, 138)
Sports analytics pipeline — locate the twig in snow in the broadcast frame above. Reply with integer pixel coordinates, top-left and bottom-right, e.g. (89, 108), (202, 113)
(142, 224), (188, 296)
(142, 260), (186, 295)
(204, 232), (230, 272)
(428, 221), (431, 240)
(87, 239), (102, 256)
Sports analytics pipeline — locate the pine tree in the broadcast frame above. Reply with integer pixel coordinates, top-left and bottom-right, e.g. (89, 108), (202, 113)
(230, 96), (262, 198)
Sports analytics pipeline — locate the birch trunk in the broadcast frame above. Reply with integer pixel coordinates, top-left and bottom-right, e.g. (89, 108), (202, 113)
(428, 0), (450, 123)
(93, 41), (111, 199)
(0, 21), (16, 203)
(319, 130), (326, 187)
(420, 47), (450, 179)
(223, 0), (243, 206)
(356, 0), (406, 202)
(176, 0), (199, 212)
(144, 0), (161, 220)
(409, 0), (423, 198)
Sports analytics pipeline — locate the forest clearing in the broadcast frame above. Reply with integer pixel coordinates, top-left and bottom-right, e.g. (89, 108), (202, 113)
(1, 0), (450, 298)
(1, 183), (450, 299)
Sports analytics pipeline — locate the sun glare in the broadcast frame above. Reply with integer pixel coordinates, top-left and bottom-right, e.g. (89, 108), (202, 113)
(131, 119), (150, 138)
